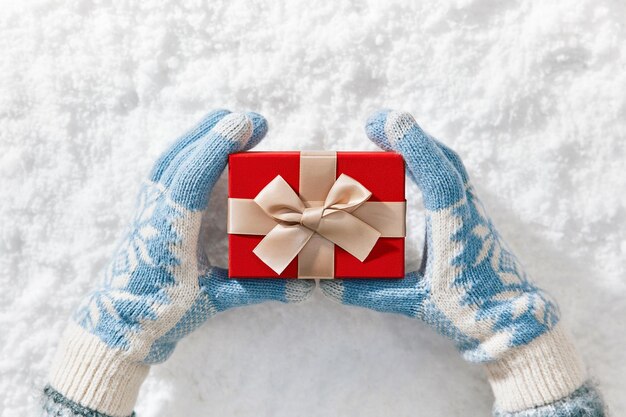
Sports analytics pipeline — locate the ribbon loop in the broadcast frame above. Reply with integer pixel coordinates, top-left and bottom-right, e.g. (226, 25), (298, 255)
(251, 173), (382, 274)
(323, 173), (373, 212)
(253, 175), (306, 224)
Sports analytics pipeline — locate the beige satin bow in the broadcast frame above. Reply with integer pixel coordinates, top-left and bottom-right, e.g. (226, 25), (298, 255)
(252, 174), (382, 275)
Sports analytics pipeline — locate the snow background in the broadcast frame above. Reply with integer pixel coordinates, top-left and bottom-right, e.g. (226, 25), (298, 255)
(1, 0), (624, 416)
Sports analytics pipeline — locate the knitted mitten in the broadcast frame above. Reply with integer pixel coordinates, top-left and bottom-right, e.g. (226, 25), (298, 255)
(42, 110), (315, 417)
(321, 110), (606, 416)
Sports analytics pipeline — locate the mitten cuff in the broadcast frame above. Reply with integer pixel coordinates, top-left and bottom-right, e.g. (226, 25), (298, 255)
(486, 324), (586, 413)
(48, 323), (149, 417)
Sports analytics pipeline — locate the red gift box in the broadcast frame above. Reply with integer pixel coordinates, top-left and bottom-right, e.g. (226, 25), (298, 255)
(228, 151), (405, 279)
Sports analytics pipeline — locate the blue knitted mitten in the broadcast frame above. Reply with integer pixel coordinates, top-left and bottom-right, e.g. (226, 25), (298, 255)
(321, 110), (606, 416)
(42, 110), (315, 417)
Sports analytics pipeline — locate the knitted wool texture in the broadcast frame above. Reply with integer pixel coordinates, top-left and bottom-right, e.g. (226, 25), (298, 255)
(493, 383), (607, 417)
(41, 382), (607, 417)
(42, 386), (134, 417)
(320, 110), (606, 416)
(46, 110), (314, 417)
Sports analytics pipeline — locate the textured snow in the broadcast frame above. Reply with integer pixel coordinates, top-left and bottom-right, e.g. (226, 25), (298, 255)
(1, 1), (625, 416)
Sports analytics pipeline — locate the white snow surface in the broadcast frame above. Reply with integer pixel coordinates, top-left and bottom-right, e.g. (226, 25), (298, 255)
(1, 1), (625, 416)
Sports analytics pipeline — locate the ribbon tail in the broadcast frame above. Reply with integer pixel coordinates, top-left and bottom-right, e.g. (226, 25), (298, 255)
(316, 211), (381, 262)
(253, 224), (315, 275)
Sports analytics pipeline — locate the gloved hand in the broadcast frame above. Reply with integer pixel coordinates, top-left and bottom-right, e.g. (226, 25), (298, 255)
(321, 110), (607, 416)
(42, 110), (315, 417)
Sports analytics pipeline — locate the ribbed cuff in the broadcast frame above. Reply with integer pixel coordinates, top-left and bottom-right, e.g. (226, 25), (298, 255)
(486, 324), (586, 413)
(48, 323), (149, 417)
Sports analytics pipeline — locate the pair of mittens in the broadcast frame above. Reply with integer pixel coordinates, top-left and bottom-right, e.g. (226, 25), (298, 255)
(43, 109), (606, 417)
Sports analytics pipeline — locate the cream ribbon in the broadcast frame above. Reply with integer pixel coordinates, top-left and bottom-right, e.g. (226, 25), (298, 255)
(251, 174), (381, 275)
